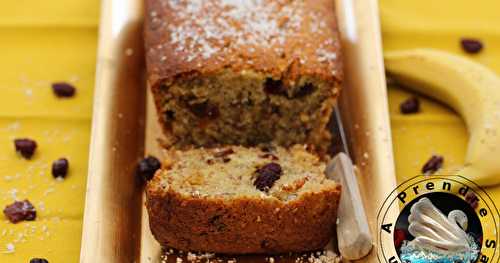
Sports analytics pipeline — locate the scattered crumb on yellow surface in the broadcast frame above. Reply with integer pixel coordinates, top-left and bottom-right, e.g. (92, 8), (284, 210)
(0, 1), (98, 262)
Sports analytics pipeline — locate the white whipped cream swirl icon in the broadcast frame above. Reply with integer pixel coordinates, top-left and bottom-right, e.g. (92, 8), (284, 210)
(407, 197), (472, 253)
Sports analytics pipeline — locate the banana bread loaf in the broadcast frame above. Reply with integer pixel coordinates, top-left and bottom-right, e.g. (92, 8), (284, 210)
(145, 145), (341, 254)
(145, 0), (343, 153)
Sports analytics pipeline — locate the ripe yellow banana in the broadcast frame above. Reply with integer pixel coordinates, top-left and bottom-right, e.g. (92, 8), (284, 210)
(384, 48), (500, 187)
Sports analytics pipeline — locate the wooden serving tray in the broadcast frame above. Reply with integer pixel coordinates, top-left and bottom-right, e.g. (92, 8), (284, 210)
(80, 0), (397, 262)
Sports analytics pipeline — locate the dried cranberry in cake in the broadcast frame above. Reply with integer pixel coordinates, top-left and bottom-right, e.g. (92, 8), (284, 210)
(293, 83), (316, 98)
(189, 101), (219, 119)
(270, 104), (281, 115)
(52, 82), (76, 98)
(3, 200), (36, 223)
(52, 158), (69, 179)
(165, 110), (175, 121)
(263, 78), (286, 96)
(136, 156), (161, 182)
(14, 138), (37, 159)
(400, 97), (420, 114)
(421, 155), (444, 174)
(30, 258), (49, 263)
(460, 38), (483, 54)
(254, 162), (283, 192)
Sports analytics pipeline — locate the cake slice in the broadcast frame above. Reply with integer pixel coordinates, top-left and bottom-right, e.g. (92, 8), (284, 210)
(146, 145), (341, 254)
(144, 0), (343, 153)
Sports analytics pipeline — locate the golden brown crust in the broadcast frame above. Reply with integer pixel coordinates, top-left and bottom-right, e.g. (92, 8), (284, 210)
(146, 183), (341, 254)
(145, 0), (343, 87)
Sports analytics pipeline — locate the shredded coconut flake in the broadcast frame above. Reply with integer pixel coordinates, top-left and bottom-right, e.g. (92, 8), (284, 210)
(149, 0), (337, 66)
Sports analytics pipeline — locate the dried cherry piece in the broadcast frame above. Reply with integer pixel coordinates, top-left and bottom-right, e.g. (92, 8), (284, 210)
(293, 83), (316, 98)
(52, 82), (76, 98)
(421, 155), (444, 174)
(165, 110), (175, 121)
(254, 163), (282, 191)
(3, 200), (36, 223)
(400, 97), (420, 114)
(461, 38), (483, 54)
(136, 156), (161, 182)
(52, 158), (69, 179)
(190, 101), (219, 119)
(264, 78), (286, 95)
(14, 138), (37, 159)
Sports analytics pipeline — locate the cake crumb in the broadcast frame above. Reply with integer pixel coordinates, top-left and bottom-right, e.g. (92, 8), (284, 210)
(25, 89), (33, 97)
(5, 243), (15, 254)
(293, 248), (341, 263)
(43, 187), (55, 196)
(68, 74), (80, 83)
(5, 121), (21, 132)
(187, 252), (196, 261)
(125, 48), (134, 56)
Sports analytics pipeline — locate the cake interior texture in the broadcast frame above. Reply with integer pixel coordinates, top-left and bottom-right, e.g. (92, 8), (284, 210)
(151, 145), (337, 200)
(146, 145), (341, 253)
(157, 70), (339, 151)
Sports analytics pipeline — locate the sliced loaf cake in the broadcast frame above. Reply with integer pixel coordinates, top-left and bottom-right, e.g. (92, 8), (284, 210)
(146, 145), (341, 254)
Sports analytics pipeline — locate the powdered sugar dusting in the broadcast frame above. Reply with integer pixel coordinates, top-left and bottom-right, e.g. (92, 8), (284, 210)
(167, 0), (298, 60)
(149, 0), (338, 67)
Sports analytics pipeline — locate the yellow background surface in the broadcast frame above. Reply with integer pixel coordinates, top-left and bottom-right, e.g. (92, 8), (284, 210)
(382, 0), (500, 250)
(0, 0), (99, 262)
(0, 0), (498, 261)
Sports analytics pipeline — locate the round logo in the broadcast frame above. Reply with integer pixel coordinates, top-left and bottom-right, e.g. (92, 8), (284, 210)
(377, 175), (500, 263)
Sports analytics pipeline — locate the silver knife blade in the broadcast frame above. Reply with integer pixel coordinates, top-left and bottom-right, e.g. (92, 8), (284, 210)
(332, 106), (351, 157)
